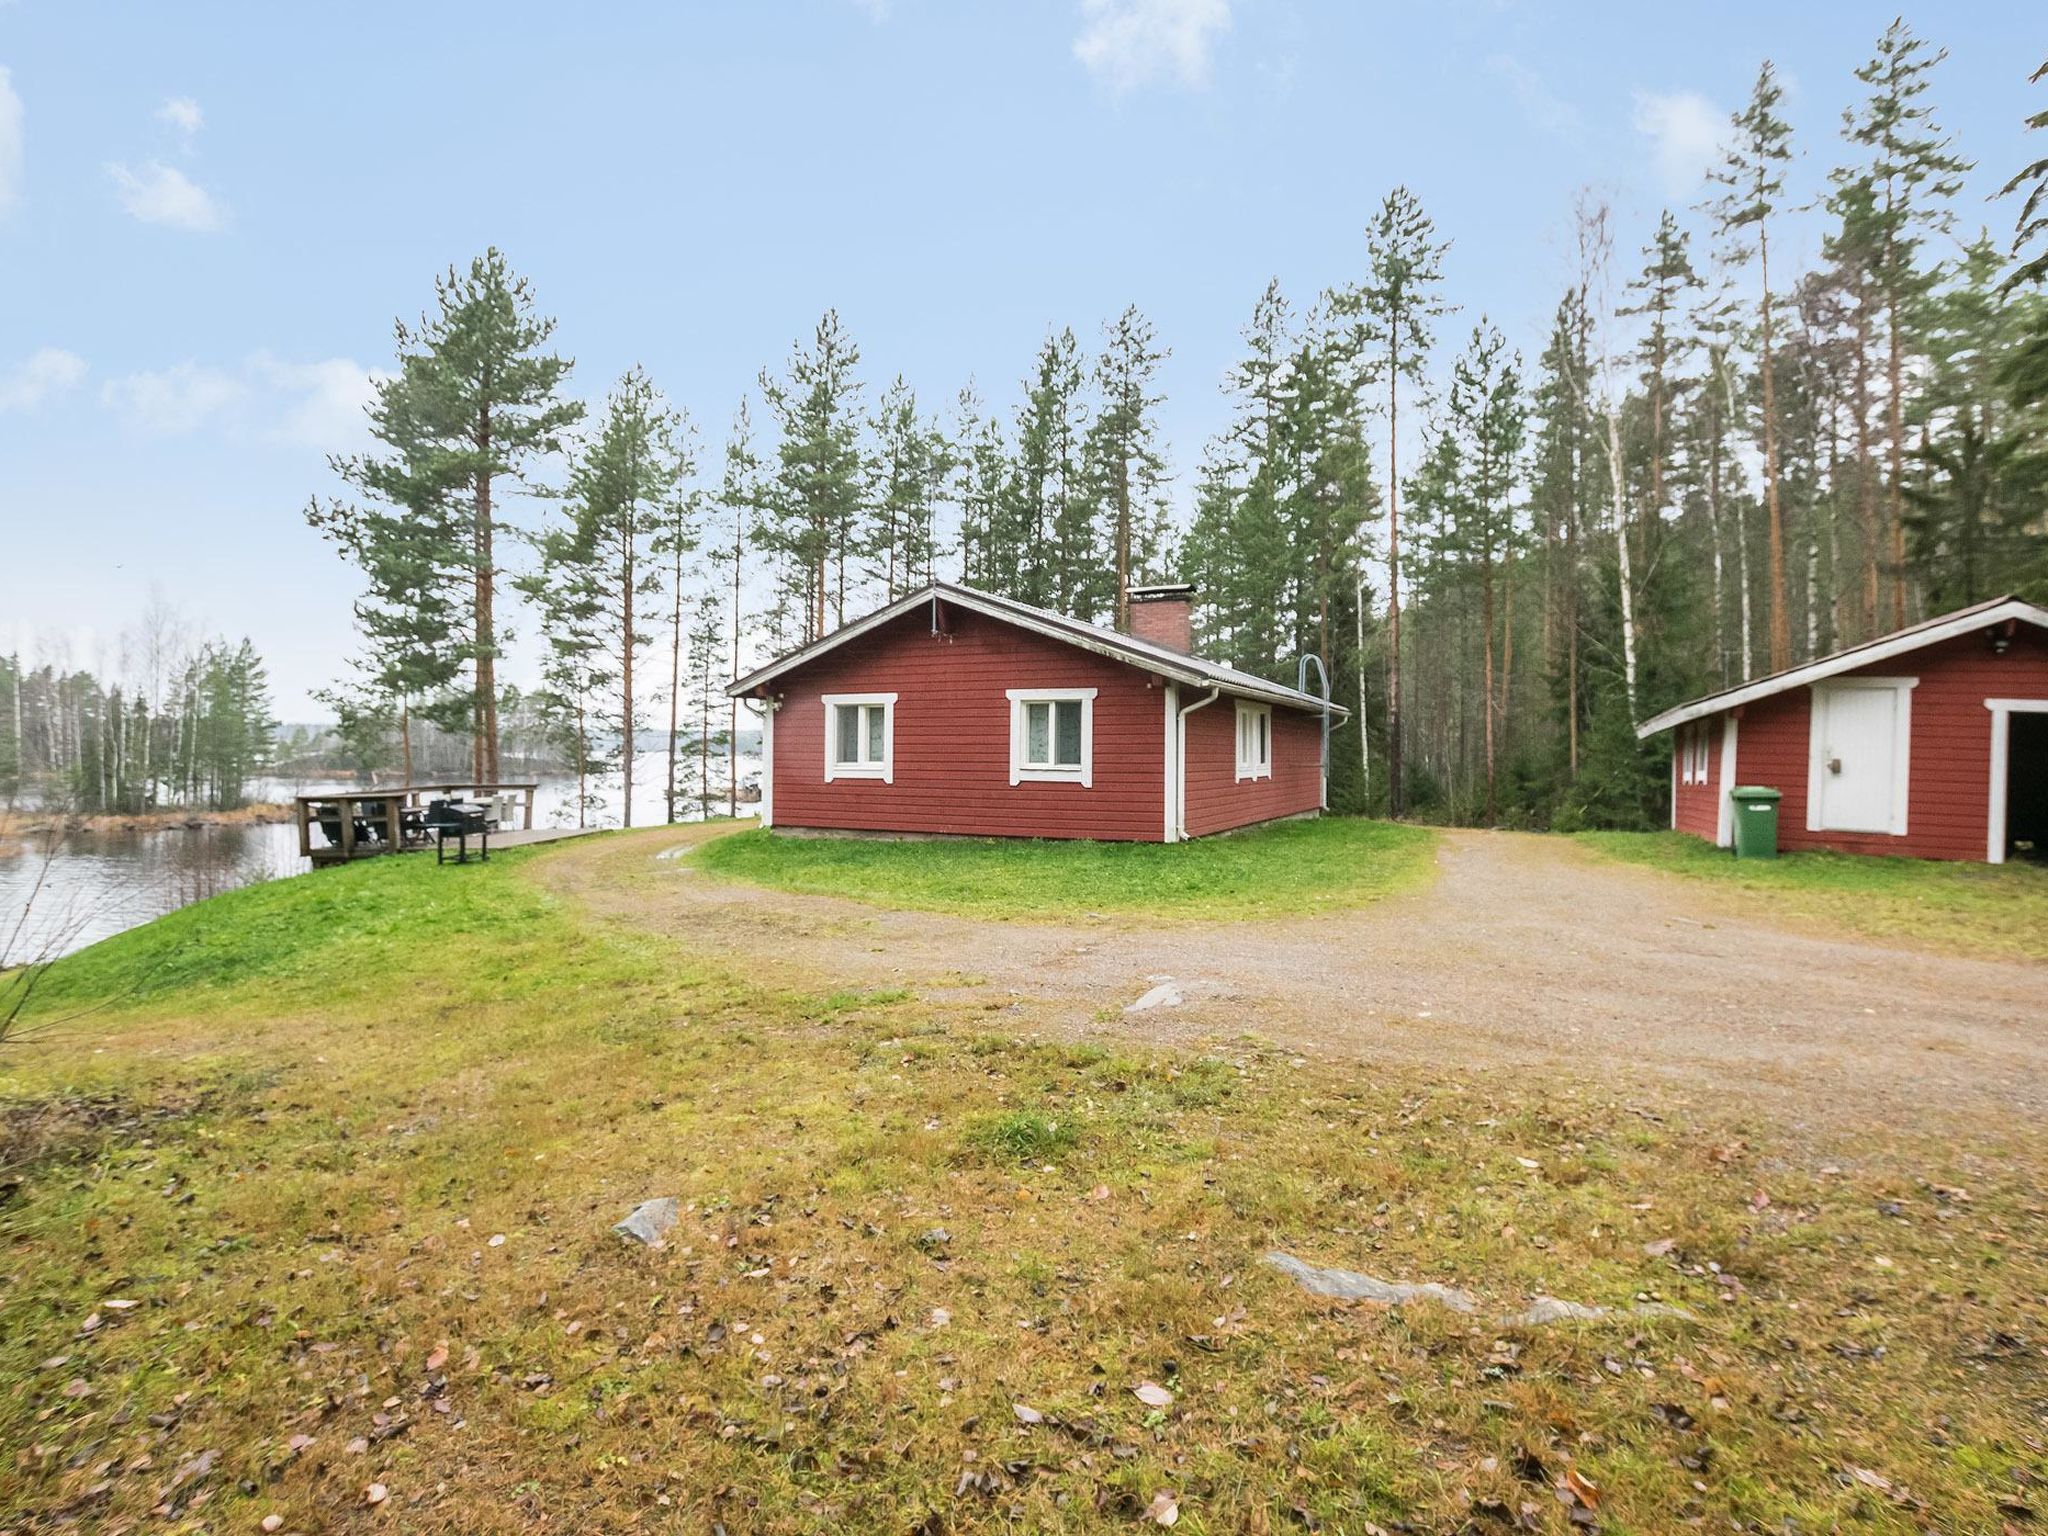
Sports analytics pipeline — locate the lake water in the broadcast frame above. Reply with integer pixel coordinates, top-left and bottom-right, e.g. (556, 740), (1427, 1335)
(1, 751), (760, 963)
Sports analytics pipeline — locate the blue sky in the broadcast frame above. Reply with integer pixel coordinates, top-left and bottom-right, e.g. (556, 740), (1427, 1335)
(1, 1), (2039, 715)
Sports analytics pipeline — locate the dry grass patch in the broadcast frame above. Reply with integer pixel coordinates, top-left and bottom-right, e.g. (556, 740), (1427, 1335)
(0, 844), (2042, 1533)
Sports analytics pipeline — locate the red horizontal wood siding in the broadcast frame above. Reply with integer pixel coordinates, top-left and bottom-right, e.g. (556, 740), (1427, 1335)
(769, 606), (1169, 841)
(1182, 698), (1325, 837)
(1715, 626), (2048, 861)
(1671, 718), (1725, 842)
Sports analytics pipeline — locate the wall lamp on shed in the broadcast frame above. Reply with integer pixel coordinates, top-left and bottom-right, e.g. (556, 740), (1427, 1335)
(1990, 618), (2016, 655)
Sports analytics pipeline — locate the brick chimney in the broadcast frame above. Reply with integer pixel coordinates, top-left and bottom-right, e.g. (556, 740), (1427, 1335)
(1127, 582), (1195, 653)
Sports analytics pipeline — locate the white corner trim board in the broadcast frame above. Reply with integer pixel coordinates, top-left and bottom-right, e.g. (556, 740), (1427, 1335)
(1985, 697), (2048, 863)
(1805, 677), (1915, 837)
(757, 696), (777, 827)
(1006, 687), (1097, 787)
(821, 692), (897, 784)
(1715, 715), (1739, 848)
(1161, 683), (1180, 842)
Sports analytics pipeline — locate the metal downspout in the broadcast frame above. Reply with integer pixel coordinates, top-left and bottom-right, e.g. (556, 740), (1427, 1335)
(1175, 687), (1222, 840)
(1296, 654), (1331, 810)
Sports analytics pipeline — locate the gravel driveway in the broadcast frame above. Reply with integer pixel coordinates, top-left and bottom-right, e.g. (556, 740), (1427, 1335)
(540, 826), (2044, 1138)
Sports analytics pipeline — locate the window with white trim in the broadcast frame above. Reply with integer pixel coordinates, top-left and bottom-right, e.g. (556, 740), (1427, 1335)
(1007, 688), (1095, 786)
(821, 692), (895, 783)
(1680, 721), (1711, 785)
(1235, 702), (1272, 781)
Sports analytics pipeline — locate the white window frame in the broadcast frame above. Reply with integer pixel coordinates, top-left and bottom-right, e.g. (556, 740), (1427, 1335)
(1805, 677), (1915, 836)
(1007, 687), (1095, 787)
(1985, 698), (2048, 863)
(1235, 701), (1273, 782)
(820, 692), (896, 784)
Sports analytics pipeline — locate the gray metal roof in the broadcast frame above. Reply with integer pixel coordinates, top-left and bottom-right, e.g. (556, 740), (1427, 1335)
(727, 580), (1348, 717)
(1635, 594), (2048, 737)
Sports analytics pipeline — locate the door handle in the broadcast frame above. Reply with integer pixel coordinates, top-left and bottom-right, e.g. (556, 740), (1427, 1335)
(1827, 756), (1841, 775)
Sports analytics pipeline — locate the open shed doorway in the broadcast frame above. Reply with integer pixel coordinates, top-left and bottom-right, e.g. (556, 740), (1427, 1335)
(2006, 709), (2048, 862)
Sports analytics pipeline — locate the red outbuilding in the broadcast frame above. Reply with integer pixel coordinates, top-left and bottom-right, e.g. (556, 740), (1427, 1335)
(1637, 595), (2048, 863)
(726, 581), (1344, 842)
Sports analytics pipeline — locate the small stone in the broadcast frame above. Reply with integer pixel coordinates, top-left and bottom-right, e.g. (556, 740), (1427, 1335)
(614, 1197), (681, 1247)
(261, 1517), (285, 1533)
(917, 1227), (951, 1250)
(1123, 982), (1183, 1014)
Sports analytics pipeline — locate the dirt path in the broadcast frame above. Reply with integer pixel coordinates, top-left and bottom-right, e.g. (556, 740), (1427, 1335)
(538, 826), (2044, 1137)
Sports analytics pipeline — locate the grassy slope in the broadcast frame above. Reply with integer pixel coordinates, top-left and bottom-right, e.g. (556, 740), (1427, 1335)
(693, 817), (1440, 921)
(0, 840), (2041, 1533)
(1577, 830), (2048, 961)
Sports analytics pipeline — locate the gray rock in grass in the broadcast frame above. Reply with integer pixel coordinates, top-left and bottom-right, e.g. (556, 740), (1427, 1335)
(614, 1197), (681, 1246)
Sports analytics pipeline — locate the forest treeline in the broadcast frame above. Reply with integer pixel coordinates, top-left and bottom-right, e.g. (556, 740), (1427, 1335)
(311, 25), (2048, 829)
(0, 621), (275, 814)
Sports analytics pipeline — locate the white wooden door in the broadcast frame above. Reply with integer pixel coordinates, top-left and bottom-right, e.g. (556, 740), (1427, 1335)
(1814, 685), (1902, 833)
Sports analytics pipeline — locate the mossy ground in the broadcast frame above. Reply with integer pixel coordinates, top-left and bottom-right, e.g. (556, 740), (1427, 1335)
(1, 837), (2042, 1533)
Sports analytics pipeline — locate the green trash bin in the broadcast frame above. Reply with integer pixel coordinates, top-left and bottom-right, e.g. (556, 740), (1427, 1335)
(1729, 785), (1783, 860)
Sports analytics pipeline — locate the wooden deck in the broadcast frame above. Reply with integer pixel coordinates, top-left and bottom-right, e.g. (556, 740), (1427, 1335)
(296, 783), (597, 866)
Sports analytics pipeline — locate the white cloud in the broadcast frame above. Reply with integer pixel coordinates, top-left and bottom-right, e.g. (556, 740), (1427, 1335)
(106, 159), (225, 231)
(0, 66), (22, 217)
(156, 96), (204, 140)
(1485, 54), (1580, 139)
(102, 362), (244, 435)
(250, 353), (385, 451)
(1632, 88), (1727, 200)
(1074, 0), (1231, 94)
(102, 354), (383, 449)
(0, 347), (87, 410)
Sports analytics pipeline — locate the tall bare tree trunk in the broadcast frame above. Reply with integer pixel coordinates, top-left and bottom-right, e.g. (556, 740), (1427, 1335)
(1851, 292), (1881, 640)
(667, 539), (684, 825)
(473, 397), (499, 785)
(1760, 228), (1790, 673)
(1604, 410), (1640, 719)
(1386, 357), (1405, 817)
(730, 503), (743, 820)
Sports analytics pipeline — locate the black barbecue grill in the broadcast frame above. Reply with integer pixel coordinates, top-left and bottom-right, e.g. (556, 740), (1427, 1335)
(424, 798), (495, 863)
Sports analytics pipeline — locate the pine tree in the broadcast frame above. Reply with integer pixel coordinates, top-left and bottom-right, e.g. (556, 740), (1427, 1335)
(758, 311), (866, 643)
(547, 368), (694, 829)
(1006, 328), (1092, 614)
(1083, 306), (1170, 631)
(866, 377), (950, 600)
(1846, 20), (1971, 627)
(953, 382), (1014, 590)
(1445, 322), (1525, 818)
(716, 400), (763, 817)
(1340, 187), (1453, 816)
(325, 250), (582, 783)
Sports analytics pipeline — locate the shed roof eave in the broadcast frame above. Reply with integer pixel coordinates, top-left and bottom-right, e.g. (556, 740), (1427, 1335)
(1634, 595), (2048, 738)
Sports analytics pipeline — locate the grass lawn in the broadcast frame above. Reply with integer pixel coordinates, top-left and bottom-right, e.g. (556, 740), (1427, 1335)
(2, 838), (2044, 1533)
(1577, 830), (2048, 962)
(692, 815), (1439, 921)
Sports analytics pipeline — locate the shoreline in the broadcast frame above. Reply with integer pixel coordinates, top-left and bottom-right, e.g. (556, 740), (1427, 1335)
(0, 802), (292, 852)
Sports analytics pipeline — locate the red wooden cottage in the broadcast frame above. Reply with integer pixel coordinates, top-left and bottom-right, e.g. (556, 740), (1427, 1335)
(726, 581), (1344, 842)
(1637, 595), (2048, 863)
